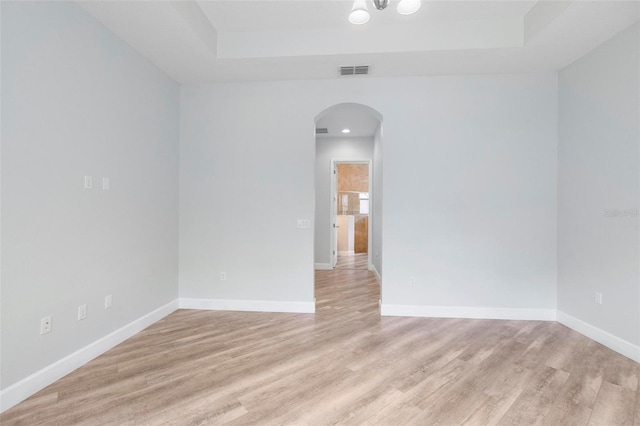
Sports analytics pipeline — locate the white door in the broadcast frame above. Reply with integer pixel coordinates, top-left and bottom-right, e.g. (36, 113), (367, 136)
(331, 167), (338, 268)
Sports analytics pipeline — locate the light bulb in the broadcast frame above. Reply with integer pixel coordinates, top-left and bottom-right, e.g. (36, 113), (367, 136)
(349, 0), (370, 24)
(397, 0), (421, 15)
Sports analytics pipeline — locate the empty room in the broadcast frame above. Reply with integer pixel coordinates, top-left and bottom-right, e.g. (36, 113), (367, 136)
(1, 0), (639, 424)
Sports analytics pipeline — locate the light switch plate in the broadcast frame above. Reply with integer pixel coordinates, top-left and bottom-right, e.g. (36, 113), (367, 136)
(595, 292), (603, 305)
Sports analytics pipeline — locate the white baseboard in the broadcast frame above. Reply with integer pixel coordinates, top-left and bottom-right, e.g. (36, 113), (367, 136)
(557, 310), (640, 363)
(314, 263), (333, 270)
(370, 264), (381, 284)
(179, 298), (315, 314)
(380, 304), (557, 321)
(338, 251), (354, 255)
(0, 300), (178, 413)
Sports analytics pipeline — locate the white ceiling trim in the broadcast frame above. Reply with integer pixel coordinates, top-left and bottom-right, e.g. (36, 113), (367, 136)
(76, 0), (639, 84)
(524, 0), (572, 43)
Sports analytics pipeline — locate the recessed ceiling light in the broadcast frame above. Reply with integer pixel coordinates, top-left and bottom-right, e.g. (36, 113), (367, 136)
(342, 129), (351, 134)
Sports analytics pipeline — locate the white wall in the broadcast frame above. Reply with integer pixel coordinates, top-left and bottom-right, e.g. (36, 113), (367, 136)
(558, 23), (640, 352)
(381, 76), (558, 315)
(1, 1), (180, 391)
(179, 83), (315, 310)
(314, 137), (374, 266)
(179, 73), (558, 316)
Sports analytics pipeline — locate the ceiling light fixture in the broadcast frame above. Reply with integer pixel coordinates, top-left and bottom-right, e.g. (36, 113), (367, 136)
(342, 129), (351, 134)
(348, 0), (370, 25)
(372, 0), (390, 10)
(396, 0), (422, 15)
(349, 0), (421, 24)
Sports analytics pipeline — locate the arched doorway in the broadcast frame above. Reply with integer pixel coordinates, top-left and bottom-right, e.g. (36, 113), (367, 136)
(313, 103), (383, 281)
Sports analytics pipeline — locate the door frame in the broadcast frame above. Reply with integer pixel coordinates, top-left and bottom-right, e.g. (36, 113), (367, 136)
(330, 159), (373, 269)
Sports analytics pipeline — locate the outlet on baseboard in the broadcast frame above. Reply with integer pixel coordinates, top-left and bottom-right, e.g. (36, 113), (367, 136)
(594, 292), (603, 305)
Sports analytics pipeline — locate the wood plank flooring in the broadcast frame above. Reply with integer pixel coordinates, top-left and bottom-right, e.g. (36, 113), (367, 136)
(335, 253), (368, 270)
(2, 269), (639, 425)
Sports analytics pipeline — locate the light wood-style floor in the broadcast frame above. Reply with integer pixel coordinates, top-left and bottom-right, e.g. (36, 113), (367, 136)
(335, 253), (369, 270)
(2, 269), (639, 425)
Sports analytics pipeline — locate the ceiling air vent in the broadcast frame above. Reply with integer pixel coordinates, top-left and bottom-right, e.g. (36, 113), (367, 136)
(315, 128), (329, 134)
(339, 65), (370, 76)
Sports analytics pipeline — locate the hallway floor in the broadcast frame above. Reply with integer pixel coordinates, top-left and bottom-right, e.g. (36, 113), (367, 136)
(335, 253), (368, 270)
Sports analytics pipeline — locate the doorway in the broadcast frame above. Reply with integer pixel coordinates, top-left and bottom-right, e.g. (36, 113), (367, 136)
(332, 161), (371, 271)
(313, 102), (383, 279)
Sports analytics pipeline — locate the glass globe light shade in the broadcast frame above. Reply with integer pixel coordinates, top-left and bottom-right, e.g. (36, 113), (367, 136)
(397, 0), (421, 15)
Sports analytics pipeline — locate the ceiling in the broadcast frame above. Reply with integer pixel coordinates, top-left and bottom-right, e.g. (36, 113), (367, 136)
(77, 0), (639, 85)
(75, 0), (639, 138)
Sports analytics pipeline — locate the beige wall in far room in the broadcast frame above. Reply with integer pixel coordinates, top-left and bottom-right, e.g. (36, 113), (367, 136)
(337, 163), (369, 192)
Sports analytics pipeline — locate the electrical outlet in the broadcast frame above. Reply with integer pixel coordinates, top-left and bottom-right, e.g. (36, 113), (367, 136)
(40, 316), (52, 334)
(594, 292), (603, 305)
(105, 294), (112, 309)
(220, 272), (227, 281)
(78, 304), (87, 320)
(102, 177), (110, 191)
(409, 276), (416, 286)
